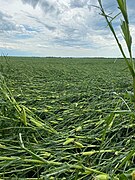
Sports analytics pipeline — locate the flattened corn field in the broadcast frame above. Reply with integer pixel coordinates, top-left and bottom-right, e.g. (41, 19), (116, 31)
(0, 57), (135, 179)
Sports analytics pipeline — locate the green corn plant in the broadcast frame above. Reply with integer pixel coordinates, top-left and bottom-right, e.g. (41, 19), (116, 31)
(98, 0), (135, 103)
(0, 73), (57, 134)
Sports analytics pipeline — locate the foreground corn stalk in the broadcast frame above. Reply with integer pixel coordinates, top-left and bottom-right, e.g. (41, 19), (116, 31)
(98, 0), (135, 104)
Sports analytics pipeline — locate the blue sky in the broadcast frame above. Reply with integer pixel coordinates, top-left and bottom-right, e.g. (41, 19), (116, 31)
(0, 0), (135, 57)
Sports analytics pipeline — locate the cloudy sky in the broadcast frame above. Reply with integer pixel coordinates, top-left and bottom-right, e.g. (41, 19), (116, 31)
(0, 0), (135, 57)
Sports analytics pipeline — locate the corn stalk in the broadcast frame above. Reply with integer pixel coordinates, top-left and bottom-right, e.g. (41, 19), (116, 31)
(98, 0), (135, 103)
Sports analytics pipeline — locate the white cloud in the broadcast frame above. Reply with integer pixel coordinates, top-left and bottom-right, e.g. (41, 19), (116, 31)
(0, 0), (134, 57)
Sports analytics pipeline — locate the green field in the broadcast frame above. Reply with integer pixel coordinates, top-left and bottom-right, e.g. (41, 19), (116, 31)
(0, 57), (135, 179)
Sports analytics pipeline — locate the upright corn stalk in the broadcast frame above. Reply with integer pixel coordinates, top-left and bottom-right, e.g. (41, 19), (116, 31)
(98, 0), (135, 103)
